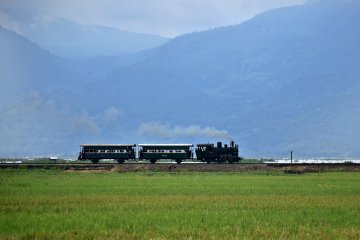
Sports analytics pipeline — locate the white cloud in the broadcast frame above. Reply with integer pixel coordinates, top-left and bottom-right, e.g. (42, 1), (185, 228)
(103, 107), (121, 122)
(138, 122), (233, 140)
(0, 0), (306, 37)
(72, 115), (101, 134)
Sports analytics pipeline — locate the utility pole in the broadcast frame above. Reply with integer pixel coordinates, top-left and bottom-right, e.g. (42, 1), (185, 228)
(291, 151), (293, 164)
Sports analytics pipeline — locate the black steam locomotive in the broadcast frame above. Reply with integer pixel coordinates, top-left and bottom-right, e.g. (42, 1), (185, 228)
(196, 141), (241, 164)
(78, 141), (242, 164)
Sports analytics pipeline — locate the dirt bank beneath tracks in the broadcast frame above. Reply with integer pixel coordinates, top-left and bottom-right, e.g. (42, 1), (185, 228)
(112, 163), (272, 172)
(112, 163), (360, 173)
(1, 163), (360, 173)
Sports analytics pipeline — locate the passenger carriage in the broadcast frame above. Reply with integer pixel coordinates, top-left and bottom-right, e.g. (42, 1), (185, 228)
(138, 144), (193, 164)
(78, 144), (136, 163)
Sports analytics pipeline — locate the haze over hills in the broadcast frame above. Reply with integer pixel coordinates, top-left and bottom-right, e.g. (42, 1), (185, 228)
(23, 19), (168, 60)
(1, 0), (360, 157)
(0, 25), (82, 102)
(0, 7), (168, 59)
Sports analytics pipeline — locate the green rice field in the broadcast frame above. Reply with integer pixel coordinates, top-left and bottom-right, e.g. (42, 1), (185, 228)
(0, 169), (359, 239)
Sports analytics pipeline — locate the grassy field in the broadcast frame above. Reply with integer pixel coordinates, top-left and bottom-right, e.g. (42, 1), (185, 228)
(0, 170), (359, 239)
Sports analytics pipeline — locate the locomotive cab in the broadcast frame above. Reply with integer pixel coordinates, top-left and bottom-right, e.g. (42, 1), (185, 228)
(195, 144), (217, 163)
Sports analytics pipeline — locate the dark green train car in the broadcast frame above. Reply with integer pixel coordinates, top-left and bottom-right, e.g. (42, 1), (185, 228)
(138, 144), (193, 164)
(78, 144), (136, 163)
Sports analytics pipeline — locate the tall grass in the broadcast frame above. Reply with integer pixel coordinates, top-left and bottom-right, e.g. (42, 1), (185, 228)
(0, 170), (359, 239)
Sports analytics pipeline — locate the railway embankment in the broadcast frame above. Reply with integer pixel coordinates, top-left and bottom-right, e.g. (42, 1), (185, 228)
(1, 163), (360, 173)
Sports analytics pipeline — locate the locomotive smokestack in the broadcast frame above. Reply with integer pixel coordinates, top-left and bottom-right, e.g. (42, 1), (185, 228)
(230, 141), (234, 148)
(217, 142), (222, 148)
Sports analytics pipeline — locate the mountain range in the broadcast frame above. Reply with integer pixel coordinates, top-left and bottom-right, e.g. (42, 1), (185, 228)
(1, 0), (359, 158)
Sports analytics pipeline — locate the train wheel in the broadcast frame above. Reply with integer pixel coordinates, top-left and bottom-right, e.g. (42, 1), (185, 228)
(150, 159), (157, 164)
(206, 160), (211, 164)
(91, 159), (99, 164)
(176, 159), (182, 164)
(117, 159), (125, 164)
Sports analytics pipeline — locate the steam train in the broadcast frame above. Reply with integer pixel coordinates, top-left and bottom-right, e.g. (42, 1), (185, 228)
(78, 141), (242, 164)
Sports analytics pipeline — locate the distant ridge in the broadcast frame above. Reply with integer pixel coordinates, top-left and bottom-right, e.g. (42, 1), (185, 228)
(22, 18), (169, 59)
(0, 7), (168, 59)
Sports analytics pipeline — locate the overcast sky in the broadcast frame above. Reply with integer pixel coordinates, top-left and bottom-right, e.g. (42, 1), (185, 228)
(0, 0), (307, 37)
